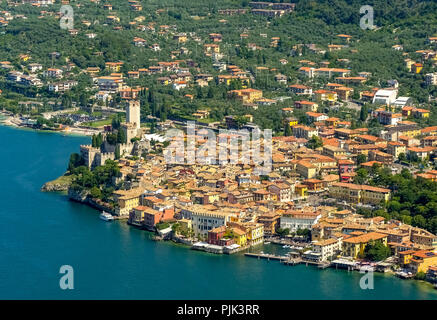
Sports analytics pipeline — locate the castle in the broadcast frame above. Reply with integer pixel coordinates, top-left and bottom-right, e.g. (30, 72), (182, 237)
(80, 100), (143, 168)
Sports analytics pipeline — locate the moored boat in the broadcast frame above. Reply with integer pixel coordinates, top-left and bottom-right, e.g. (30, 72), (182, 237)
(99, 211), (114, 221)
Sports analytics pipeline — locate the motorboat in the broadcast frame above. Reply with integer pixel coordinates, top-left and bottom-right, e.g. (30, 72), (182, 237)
(99, 211), (114, 221)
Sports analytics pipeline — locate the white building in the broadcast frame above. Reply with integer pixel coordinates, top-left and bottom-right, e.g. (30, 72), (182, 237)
(190, 208), (237, 236)
(173, 81), (187, 91)
(280, 210), (322, 232)
(48, 80), (78, 92)
(95, 91), (112, 102)
(43, 68), (63, 78)
(28, 63), (43, 73)
(268, 183), (293, 202)
(304, 238), (342, 262)
(372, 89), (398, 105)
(393, 97), (412, 108)
(97, 76), (123, 92)
(313, 238), (342, 261)
(425, 73), (437, 86)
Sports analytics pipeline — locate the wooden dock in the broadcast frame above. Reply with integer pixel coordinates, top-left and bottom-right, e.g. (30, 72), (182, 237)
(244, 253), (288, 261)
(245, 253), (334, 269)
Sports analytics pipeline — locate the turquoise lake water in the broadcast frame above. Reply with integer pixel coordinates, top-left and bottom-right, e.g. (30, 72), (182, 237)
(0, 124), (436, 299)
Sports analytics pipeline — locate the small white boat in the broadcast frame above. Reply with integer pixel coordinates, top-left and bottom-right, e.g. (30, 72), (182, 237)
(282, 245), (290, 249)
(99, 211), (114, 221)
(264, 241), (271, 245)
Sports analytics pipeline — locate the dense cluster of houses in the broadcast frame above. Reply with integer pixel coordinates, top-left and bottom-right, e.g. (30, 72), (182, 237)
(84, 113), (437, 276)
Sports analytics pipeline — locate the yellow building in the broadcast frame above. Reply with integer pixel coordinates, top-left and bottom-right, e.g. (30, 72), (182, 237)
(285, 117), (298, 127)
(334, 86), (353, 101)
(314, 89), (338, 103)
(412, 63), (423, 74)
(129, 206), (147, 226)
(296, 160), (317, 179)
(295, 184), (308, 199)
(244, 223), (264, 247)
(113, 188), (143, 216)
(322, 145), (346, 158)
(228, 88), (263, 103)
(230, 227), (247, 246)
(329, 182), (391, 205)
(174, 34), (188, 43)
(342, 232), (388, 259)
(399, 250), (416, 266)
(204, 44), (220, 54)
(387, 141), (406, 159)
(408, 251), (437, 273)
(413, 108), (430, 118)
(206, 192), (220, 204)
(19, 54), (30, 62)
(105, 62), (123, 72)
(405, 59), (415, 71)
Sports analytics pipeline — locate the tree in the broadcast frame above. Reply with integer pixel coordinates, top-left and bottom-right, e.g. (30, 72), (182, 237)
(111, 114), (122, 130)
(234, 115), (248, 129)
(398, 153), (407, 162)
(296, 228), (311, 238)
(284, 123), (292, 136)
(360, 104), (368, 122)
(401, 214), (412, 225)
(357, 154), (367, 165)
(196, 86), (203, 99)
(92, 135), (98, 148)
(412, 214), (426, 228)
(364, 240), (391, 261)
(68, 153), (84, 172)
(106, 133), (117, 145)
(276, 228), (290, 238)
(117, 129), (127, 144)
(172, 223), (181, 235)
(414, 271), (426, 280)
(207, 86), (215, 99)
(90, 186), (102, 199)
(115, 144), (121, 160)
(307, 135), (323, 149)
(354, 168), (369, 185)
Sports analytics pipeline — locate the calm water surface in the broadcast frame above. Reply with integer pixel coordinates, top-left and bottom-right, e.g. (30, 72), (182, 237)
(0, 124), (436, 299)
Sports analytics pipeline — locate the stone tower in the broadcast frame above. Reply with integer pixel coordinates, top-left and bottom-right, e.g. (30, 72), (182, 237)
(127, 100), (141, 131)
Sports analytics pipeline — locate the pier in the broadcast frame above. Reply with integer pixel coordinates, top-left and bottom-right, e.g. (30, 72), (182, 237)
(282, 257), (302, 266)
(244, 252), (288, 261)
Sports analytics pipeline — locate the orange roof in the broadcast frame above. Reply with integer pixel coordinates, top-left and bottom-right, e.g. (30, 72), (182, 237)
(343, 232), (387, 244)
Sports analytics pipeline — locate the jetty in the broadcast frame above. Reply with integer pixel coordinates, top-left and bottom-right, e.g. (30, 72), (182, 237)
(244, 252), (288, 261)
(331, 259), (358, 271)
(282, 257), (302, 266)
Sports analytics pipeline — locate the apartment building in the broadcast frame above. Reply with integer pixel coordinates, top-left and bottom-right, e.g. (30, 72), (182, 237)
(280, 210), (322, 232)
(329, 182), (391, 205)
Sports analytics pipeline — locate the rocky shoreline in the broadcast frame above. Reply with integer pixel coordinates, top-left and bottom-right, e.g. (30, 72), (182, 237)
(40, 174), (73, 192)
